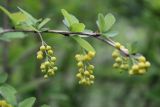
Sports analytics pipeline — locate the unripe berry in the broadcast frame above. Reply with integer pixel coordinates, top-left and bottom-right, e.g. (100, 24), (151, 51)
(90, 75), (95, 79)
(88, 51), (95, 57)
(84, 55), (92, 60)
(84, 71), (90, 76)
(115, 42), (121, 49)
(132, 65), (139, 71)
(115, 57), (122, 63)
(138, 62), (145, 68)
(79, 68), (84, 73)
(45, 61), (50, 66)
(48, 69), (54, 76)
(88, 65), (94, 70)
(81, 78), (86, 84)
(138, 56), (146, 62)
(77, 62), (83, 67)
(37, 54), (43, 60)
(75, 54), (81, 61)
(90, 80), (94, 84)
(113, 63), (119, 68)
(50, 62), (54, 66)
(53, 67), (58, 71)
(48, 50), (53, 55)
(40, 64), (46, 69)
(138, 69), (146, 74)
(129, 70), (134, 75)
(44, 74), (48, 79)
(89, 70), (93, 74)
(46, 45), (52, 50)
(120, 64), (125, 69)
(76, 73), (82, 78)
(145, 61), (151, 68)
(40, 45), (46, 51)
(112, 51), (119, 59)
(51, 57), (56, 62)
(37, 51), (43, 55)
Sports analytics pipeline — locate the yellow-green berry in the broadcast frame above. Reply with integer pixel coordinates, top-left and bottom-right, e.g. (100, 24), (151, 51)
(145, 61), (151, 68)
(84, 71), (90, 76)
(40, 64), (46, 69)
(37, 54), (43, 60)
(46, 45), (52, 50)
(115, 57), (122, 63)
(132, 65), (139, 71)
(48, 50), (53, 55)
(40, 45), (46, 51)
(88, 51), (95, 57)
(77, 62), (83, 67)
(76, 73), (82, 78)
(115, 42), (121, 49)
(90, 75), (95, 79)
(51, 57), (56, 61)
(138, 56), (146, 62)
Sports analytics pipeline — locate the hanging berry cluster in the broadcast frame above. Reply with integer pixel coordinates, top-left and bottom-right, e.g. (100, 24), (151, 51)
(37, 44), (57, 79)
(112, 42), (151, 75)
(129, 56), (150, 75)
(0, 100), (12, 107)
(75, 51), (95, 85)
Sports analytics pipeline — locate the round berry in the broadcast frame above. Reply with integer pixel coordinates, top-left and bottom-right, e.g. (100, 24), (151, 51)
(46, 45), (52, 50)
(115, 42), (121, 49)
(37, 54), (43, 60)
(48, 50), (53, 55)
(51, 57), (56, 62)
(138, 56), (146, 62)
(40, 45), (46, 51)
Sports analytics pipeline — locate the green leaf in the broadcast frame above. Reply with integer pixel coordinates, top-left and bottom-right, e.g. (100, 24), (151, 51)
(0, 5), (12, 19)
(72, 36), (95, 52)
(0, 84), (17, 105)
(0, 30), (26, 42)
(96, 13), (106, 32)
(18, 97), (36, 107)
(102, 31), (118, 38)
(38, 18), (51, 29)
(41, 104), (50, 107)
(18, 7), (37, 24)
(61, 9), (79, 27)
(70, 23), (85, 32)
(127, 42), (138, 54)
(0, 72), (8, 84)
(11, 12), (28, 25)
(104, 13), (116, 31)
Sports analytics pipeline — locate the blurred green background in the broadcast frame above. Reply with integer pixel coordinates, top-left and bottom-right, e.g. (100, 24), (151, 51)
(0, 0), (160, 107)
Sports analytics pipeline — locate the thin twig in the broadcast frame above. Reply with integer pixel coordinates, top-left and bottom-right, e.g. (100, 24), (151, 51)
(0, 29), (130, 56)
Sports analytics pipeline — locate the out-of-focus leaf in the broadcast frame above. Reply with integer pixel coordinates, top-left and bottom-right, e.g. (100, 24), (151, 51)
(61, 9), (79, 27)
(18, 97), (36, 107)
(38, 18), (51, 29)
(0, 84), (17, 105)
(127, 42), (138, 54)
(41, 104), (50, 107)
(72, 36), (95, 52)
(0, 72), (8, 84)
(96, 13), (106, 32)
(0, 5), (12, 19)
(104, 13), (116, 31)
(18, 7), (37, 24)
(102, 31), (118, 37)
(0, 31), (26, 41)
(70, 23), (85, 32)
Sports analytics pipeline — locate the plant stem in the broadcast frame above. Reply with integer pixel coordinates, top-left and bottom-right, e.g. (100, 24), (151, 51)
(0, 29), (130, 56)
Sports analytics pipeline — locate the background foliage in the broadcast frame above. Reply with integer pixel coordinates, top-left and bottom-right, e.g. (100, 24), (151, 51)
(0, 0), (160, 107)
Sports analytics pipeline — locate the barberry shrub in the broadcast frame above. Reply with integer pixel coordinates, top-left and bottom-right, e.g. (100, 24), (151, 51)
(0, 5), (150, 86)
